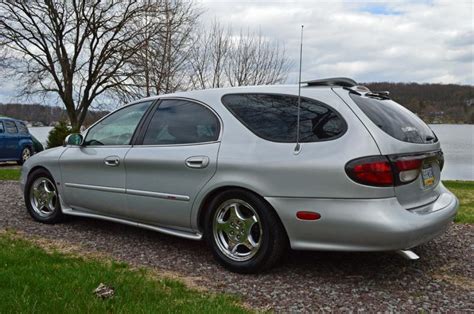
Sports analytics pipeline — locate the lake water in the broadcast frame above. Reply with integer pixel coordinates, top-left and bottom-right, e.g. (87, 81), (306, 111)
(430, 124), (473, 181)
(29, 124), (473, 181)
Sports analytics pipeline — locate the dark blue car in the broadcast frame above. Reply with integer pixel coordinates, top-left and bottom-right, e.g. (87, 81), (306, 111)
(0, 117), (34, 165)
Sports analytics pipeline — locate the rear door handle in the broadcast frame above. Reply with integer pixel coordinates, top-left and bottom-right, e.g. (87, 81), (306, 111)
(185, 156), (209, 169)
(104, 156), (120, 167)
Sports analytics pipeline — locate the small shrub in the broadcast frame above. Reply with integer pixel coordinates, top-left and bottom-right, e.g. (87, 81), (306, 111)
(46, 121), (74, 149)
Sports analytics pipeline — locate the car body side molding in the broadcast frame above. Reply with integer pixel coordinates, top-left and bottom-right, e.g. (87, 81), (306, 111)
(64, 182), (190, 201)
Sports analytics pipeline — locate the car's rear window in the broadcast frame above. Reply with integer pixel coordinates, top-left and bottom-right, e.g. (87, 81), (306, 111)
(349, 93), (436, 144)
(221, 93), (346, 142)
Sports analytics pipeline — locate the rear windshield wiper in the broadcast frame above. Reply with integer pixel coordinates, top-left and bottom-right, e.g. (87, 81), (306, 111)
(365, 91), (390, 100)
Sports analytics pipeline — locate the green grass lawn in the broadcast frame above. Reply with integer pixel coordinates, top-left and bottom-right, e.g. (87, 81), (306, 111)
(0, 233), (247, 313)
(443, 181), (474, 224)
(0, 168), (21, 180)
(0, 168), (472, 223)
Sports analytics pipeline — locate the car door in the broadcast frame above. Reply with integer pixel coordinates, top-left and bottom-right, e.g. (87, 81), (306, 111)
(0, 120), (6, 159)
(0, 121), (6, 159)
(59, 101), (153, 218)
(125, 98), (221, 230)
(3, 120), (20, 159)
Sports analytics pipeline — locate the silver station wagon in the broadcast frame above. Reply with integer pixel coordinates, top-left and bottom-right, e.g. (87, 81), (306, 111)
(21, 78), (458, 273)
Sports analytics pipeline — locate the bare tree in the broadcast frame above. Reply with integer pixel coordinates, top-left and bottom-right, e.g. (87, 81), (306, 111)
(188, 23), (292, 89)
(117, 0), (200, 101)
(236, 32), (291, 86)
(0, 0), (151, 129)
(188, 21), (231, 89)
(0, 1), (291, 127)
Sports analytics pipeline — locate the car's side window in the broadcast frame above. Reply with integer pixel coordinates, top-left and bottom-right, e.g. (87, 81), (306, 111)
(142, 99), (220, 145)
(4, 121), (18, 134)
(0, 121), (4, 134)
(84, 101), (152, 146)
(221, 93), (347, 142)
(17, 121), (29, 134)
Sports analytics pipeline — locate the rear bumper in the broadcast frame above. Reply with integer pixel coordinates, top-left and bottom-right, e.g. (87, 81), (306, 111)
(265, 183), (458, 251)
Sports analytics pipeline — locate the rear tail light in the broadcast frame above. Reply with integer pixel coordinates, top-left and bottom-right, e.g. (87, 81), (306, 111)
(394, 158), (422, 183)
(346, 150), (443, 187)
(345, 156), (393, 187)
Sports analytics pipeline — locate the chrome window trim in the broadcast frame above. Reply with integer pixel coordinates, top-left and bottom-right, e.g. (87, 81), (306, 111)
(65, 145), (134, 149)
(132, 141), (220, 148)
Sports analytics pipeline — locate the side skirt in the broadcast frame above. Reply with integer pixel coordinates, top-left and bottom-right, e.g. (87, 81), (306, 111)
(61, 208), (203, 241)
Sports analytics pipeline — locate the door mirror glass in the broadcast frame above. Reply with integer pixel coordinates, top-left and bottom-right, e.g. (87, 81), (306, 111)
(64, 133), (83, 146)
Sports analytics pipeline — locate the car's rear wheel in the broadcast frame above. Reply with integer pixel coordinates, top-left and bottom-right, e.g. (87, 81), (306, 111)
(204, 189), (288, 273)
(17, 147), (32, 165)
(24, 169), (64, 224)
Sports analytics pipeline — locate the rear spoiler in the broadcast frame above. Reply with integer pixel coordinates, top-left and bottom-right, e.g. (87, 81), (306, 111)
(302, 77), (391, 100)
(302, 77), (357, 87)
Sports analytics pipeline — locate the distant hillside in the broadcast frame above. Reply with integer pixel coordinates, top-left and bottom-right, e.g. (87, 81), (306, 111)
(0, 103), (109, 127)
(1, 82), (473, 125)
(363, 82), (474, 124)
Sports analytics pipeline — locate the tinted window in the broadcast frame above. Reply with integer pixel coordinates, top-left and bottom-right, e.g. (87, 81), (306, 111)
(143, 99), (220, 145)
(0, 121), (4, 133)
(221, 94), (346, 142)
(17, 121), (29, 134)
(5, 121), (18, 134)
(349, 94), (436, 144)
(85, 101), (151, 145)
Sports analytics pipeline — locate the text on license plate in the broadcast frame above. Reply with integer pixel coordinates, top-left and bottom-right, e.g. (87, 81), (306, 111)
(421, 165), (435, 187)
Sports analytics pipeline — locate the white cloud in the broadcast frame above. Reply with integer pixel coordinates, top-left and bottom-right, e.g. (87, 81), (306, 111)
(1, 0), (472, 103)
(199, 0), (473, 84)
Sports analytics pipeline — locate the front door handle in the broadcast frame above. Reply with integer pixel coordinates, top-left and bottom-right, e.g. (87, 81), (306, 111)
(185, 156), (209, 169)
(104, 156), (120, 167)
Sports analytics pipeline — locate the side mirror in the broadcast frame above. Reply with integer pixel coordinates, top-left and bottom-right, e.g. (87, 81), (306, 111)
(64, 133), (83, 146)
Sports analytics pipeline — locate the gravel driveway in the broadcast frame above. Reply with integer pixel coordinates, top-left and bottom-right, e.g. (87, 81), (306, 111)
(1, 181), (472, 312)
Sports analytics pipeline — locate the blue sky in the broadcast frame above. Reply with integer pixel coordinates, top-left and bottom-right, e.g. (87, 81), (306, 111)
(360, 4), (402, 15)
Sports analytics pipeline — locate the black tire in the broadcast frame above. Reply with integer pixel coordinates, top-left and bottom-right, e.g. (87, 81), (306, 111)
(204, 189), (288, 274)
(17, 146), (32, 165)
(24, 168), (64, 224)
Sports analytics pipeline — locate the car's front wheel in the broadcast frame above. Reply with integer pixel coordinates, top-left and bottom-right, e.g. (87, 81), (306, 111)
(24, 169), (64, 224)
(17, 147), (32, 165)
(204, 189), (288, 273)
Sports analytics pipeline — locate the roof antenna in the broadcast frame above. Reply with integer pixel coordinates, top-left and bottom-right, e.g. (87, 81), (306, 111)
(294, 25), (304, 154)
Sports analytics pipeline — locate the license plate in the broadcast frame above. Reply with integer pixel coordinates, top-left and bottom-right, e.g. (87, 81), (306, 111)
(421, 165), (435, 187)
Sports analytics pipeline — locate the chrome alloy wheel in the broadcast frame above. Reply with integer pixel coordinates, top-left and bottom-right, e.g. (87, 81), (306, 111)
(213, 199), (263, 262)
(29, 177), (58, 218)
(22, 148), (31, 162)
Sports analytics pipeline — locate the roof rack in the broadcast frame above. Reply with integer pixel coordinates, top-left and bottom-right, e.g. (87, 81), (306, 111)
(302, 77), (357, 87)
